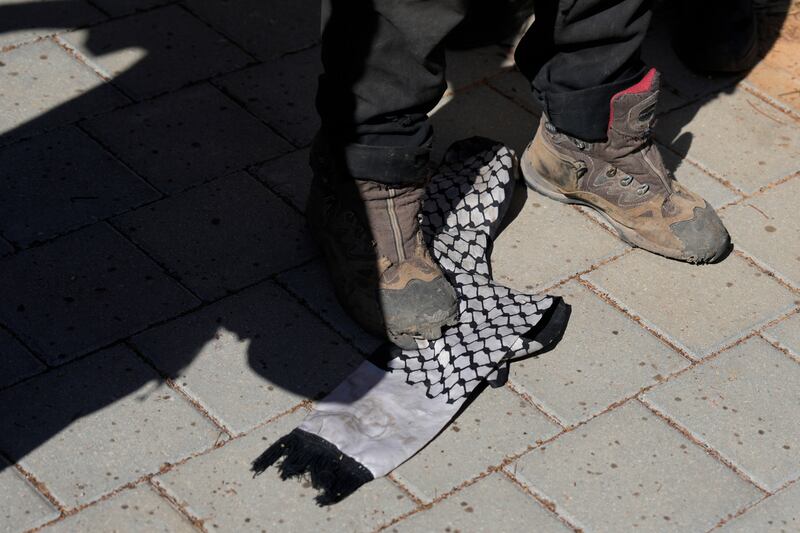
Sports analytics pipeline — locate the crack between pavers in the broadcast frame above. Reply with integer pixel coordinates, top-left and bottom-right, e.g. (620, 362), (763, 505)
(500, 469), (585, 532)
(148, 477), (208, 532)
(740, 81), (800, 123)
(504, 379), (567, 429)
(577, 277), (697, 362)
(125, 341), (234, 439)
(636, 397), (771, 495)
(731, 248), (800, 295)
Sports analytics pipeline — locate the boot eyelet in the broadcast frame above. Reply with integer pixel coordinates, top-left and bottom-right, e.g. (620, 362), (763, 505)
(605, 167), (617, 177)
(574, 139), (586, 150)
(619, 175), (633, 186)
(636, 184), (650, 195)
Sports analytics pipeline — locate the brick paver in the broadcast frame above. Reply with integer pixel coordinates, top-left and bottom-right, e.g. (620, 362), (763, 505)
(718, 481), (800, 533)
(113, 171), (314, 300)
(41, 485), (195, 533)
(0, 126), (157, 247)
(508, 281), (689, 427)
(0, 39), (128, 144)
(491, 187), (629, 293)
(643, 337), (800, 491)
(82, 84), (292, 193)
(391, 385), (560, 502)
(0, 459), (59, 532)
(154, 410), (415, 532)
(584, 251), (797, 358)
(62, 5), (252, 100)
(763, 311), (800, 358)
(391, 473), (570, 532)
(0, 345), (220, 509)
(133, 281), (362, 435)
(2, 2), (799, 530)
(216, 46), (320, 147)
(0, 0), (104, 48)
(507, 401), (762, 532)
(721, 176), (800, 289)
(0, 223), (198, 364)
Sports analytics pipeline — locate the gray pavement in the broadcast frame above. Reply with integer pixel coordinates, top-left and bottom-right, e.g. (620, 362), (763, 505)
(1, 1), (799, 532)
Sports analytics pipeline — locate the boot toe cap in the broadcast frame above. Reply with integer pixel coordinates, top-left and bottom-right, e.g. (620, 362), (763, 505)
(671, 203), (731, 264)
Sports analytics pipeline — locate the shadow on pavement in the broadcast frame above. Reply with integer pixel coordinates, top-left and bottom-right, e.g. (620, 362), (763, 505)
(0, 0), (791, 489)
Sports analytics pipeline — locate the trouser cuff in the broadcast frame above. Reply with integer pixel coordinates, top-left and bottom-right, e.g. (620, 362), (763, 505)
(536, 67), (648, 142)
(343, 140), (432, 184)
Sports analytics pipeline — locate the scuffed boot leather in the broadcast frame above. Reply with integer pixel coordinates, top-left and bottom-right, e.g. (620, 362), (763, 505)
(307, 137), (458, 348)
(521, 69), (731, 264)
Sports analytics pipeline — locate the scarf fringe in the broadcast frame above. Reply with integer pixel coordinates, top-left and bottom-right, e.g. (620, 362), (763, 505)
(251, 428), (374, 505)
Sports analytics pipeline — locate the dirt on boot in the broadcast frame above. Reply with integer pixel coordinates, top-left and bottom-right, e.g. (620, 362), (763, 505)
(307, 141), (458, 348)
(521, 69), (731, 264)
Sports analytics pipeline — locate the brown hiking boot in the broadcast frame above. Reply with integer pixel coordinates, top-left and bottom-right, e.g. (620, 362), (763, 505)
(307, 139), (458, 348)
(521, 69), (731, 264)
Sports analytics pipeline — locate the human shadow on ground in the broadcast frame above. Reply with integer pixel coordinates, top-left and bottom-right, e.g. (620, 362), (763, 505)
(0, 0), (790, 499)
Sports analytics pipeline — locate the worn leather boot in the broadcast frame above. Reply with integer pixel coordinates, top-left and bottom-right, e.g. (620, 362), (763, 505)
(307, 139), (458, 348)
(521, 69), (731, 264)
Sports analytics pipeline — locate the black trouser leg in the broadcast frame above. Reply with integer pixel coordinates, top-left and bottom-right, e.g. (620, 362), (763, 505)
(515, 0), (653, 141)
(316, 0), (467, 184)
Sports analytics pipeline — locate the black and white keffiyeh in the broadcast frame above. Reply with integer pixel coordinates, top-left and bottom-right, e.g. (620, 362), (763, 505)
(252, 138), (570, 504)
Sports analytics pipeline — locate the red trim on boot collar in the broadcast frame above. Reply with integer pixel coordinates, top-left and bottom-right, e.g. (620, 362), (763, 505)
(608, 68), (658, 131)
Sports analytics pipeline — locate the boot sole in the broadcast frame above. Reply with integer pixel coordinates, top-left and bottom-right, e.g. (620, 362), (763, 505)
(520, 147), (706, 263)
(388, 308), (459, 350)
(307, 214), (459, 347)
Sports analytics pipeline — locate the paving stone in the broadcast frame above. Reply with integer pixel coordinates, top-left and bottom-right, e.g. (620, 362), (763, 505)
(133, 281), (362, 435)
(491, 183), (628, 294)
(719, 482), (800, 533)
(659, 144), (740, 209)
(0, 39), (128, 144)
(62, 5), (251, 100)
(0, 127), (158, 247)
(655, 88), (800, 194)
(392, 473), (568, 533)
(487, 68), (540, 115)
(584, 251), (797, 358)
(430, 84), (538, 161)
(184, 0), (319, 60)
(43, 485), (195, 533)
(0, 0), (105, 47)
(763, 312), (800, 358)
(721, 177), (800, 289)
(392, 386), (560, 502)
(0, 327), (44, 389)
(154, 410), (415, 532)
(0, 458), (59, 533)
(114, 172), (314, 300)
(643, 337), (800, 491)
(445, 45), (511, 90)
(216, 46), (320, 147)
(509, 281), (688, 427)
(83, 83), (292, 193)
(0, 223), (198, 364)
(508, 401), (762, 532)
(253, 148), (311, 212)
(743, 3), (800, 115)
(0, 345), (219, 508)
(277, 259), (382, 355)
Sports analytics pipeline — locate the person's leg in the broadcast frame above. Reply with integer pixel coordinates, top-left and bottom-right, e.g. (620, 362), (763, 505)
(516, 0), (731, 264)
(310, 0), (466, 347)
(316, 0), (466, 183)
(515, 0), (651, 141)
